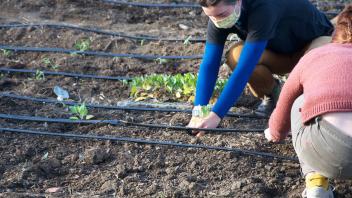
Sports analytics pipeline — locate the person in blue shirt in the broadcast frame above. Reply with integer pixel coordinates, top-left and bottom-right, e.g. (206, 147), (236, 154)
(187, 0), (334, 136)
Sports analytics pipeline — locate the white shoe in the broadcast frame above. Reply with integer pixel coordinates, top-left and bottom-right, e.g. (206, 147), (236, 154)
(302, 186), (334, 198)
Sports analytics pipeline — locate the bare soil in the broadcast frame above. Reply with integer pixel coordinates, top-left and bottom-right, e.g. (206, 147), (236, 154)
(0, 0), (351, 197)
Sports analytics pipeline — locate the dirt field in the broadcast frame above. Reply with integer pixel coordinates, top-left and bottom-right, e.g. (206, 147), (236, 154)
(0, 0), (351, 197)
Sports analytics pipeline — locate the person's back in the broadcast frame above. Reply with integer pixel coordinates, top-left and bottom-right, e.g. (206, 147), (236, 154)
(266, 4), (352, 197)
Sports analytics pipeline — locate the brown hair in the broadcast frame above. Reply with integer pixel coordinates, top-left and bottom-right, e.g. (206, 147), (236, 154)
(197, 0), (235, 7)
(332, 4), (352, 44)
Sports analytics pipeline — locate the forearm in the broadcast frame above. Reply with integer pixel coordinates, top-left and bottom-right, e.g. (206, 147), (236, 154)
(212, 40), (268, 118)
(194, 42), (224, 106)
(269, 66), (303, 139)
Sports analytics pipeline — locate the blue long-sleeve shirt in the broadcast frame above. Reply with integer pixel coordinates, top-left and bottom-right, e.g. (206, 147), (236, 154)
(194, 40), (268, 118)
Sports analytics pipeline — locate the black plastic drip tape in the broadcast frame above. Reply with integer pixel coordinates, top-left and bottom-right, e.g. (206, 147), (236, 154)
(102, 0), (201, 8)
(101, 0), (341, 16)
(101, 0), (342, 14)
(0, 93), (267, 119)
(0, 23), (206, 42)
(0, 45), (202, 60)
(0, 127), (298, 162)
(0, 68), (132, 81)
(0, 113), (264, 133)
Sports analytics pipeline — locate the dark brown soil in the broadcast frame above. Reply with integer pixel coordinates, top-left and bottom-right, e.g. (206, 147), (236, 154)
(0, 0), (351, 197)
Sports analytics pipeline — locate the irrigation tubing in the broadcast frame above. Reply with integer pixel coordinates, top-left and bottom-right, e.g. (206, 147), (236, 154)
(0, 93), (267, 119)
(0, 113), (264, 133)
(102, 0), (201, 8)
(0, 67), (133, 81)
(0, 127), (298, 162)
(101, 0), (341, 14)
(0, 23), (207, 42)
(0, 45), (202, 60)
(101, 0), (341, 16)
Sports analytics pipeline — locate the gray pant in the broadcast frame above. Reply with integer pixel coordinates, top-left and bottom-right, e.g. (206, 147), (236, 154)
(291, 95), (352, 179)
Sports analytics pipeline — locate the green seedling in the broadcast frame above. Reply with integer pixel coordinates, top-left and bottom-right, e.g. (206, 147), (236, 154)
(183, 35), (192, 45)
(69, 103), (94, 120)
(74, 38), (91, 51)
(140, 39), (145, 46)
(127, 73), (227, 102)
(41, 152), (49, 160)
(155, 58), (169, 64)
(42, 57), (60, 70)
(35, 70), (45, 80)
(1, 49), (12, 57)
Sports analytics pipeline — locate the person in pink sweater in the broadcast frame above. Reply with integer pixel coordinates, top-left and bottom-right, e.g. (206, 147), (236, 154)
(265, 4), (352, 198)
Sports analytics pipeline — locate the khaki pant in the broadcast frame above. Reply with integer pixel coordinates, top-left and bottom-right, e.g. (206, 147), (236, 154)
(225, 36), (331, 98)
(291, 95), (352, 179)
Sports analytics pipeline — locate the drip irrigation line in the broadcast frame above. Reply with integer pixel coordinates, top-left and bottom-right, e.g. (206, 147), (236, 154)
(0, 113), (119, 125)
(101, 0), (340, 16)
(0, 23), (206, 42)
(0, 127), (298, 162)
(0, 45), (202, 60)
(0, 93), (267, 119)
(0, 67), (132, 81)
(102, 0), (201, 8)
(0, 113), (264, 133)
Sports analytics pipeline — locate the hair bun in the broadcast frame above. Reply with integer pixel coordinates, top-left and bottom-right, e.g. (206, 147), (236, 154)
(332, 4), (352, 44)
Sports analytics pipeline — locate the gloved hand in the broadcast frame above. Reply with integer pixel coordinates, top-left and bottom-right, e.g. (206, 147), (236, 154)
(264, 128), (281, 142)
(187, 111), (221, 137)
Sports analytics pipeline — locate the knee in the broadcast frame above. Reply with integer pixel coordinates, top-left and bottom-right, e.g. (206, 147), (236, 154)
(225, 41), (244, 70)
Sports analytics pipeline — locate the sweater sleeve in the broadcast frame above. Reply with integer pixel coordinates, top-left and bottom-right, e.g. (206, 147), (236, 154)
(194, 42), (225, 106)
(212, 40), (268, 118)
(269, 60), (304, 139)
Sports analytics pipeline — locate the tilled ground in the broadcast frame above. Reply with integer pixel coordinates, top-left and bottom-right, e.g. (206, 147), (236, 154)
(0, 0), (352, 197)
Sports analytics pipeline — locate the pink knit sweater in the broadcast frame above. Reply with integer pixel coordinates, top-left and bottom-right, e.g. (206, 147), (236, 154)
(269, 43), (352, 139)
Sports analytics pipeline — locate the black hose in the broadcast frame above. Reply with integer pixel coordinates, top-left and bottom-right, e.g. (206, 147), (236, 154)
(0, 127), (298, 162)
(0, 93), (267, 119)
(101, 0), (201, 8)
(0, 23), (206, 42)
(0, 45), (202, 60)
(0, 113), (264, 133)
(0, 67), (132, 81)
(101, 0), (341, 17)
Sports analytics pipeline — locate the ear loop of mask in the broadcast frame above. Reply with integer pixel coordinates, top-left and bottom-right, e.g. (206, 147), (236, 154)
(234, 0), (242, 17)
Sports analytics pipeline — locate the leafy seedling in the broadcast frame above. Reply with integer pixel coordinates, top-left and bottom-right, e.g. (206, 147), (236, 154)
(183, 35), (192, 45)
(42, 57), (60, 70)
(69, 103), (94, 120)
(126, 73), (227, 102)
(74, 38), (92, 51)
(1, 49), (12, 57)
(140, 39), (145, 46)
(35, 70), (45, 80)
(155, 58), (169, 64)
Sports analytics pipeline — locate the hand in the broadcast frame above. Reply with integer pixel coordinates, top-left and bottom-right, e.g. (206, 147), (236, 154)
(187, 112), (221, 137)
(264, 128), (281, 143)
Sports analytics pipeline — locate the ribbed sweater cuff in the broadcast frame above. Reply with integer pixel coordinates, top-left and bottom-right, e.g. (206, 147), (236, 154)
(302, 101), (352, 122)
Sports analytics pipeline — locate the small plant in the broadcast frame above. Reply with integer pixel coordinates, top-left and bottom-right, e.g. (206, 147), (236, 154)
(41, 152), (49, 160)
(126, 73), (228, 103)
(183, 35), (192, 45)
(35, 70), (45, 80)
(69, 103), (94, 120)
(74, 38), (92, 51)
(140, 39), (145, 46)
(155, 58), (169, 64)
(42, 57), (60, 70)
(1, 49), (12, 57)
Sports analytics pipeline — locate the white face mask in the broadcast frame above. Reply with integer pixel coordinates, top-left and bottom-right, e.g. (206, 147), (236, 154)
(211, 1), (241, 29)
